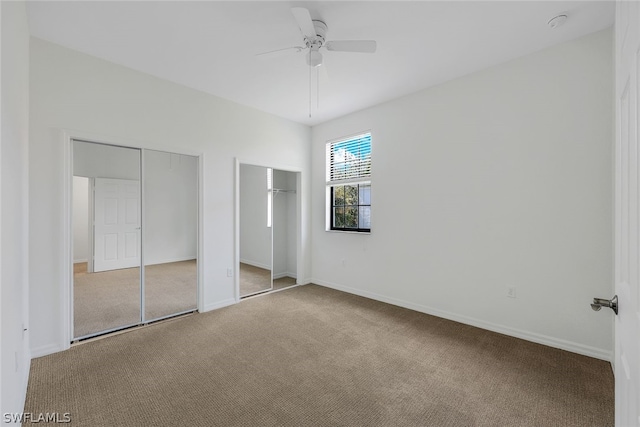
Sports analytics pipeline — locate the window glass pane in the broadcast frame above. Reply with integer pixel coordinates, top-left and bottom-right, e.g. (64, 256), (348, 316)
(344, 185), (358, 206)
(332, 161), (347, 181)
(327, 133), (372, 183)
(345, 207), (358, 228)
(333, 186), (345, 206)
(359, 184), (371, 205)
(334, 207), (345, 228)
(267, 190), (272, 228)
(267, 168), (273, 228)
(359, 206), (371, 229)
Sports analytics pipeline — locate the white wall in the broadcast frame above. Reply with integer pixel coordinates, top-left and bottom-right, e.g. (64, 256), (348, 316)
(239, 164), (271, 269)
(311, 29), (614, 360)
(29, 38), (311, 357)
(1, 0), (31, 418)
(72, 176), (89, 263)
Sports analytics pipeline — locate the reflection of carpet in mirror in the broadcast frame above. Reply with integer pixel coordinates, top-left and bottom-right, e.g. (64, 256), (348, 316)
(240, 263), (296, 297)
(274, 276), (297, 290)
(73, 260), (197, 338)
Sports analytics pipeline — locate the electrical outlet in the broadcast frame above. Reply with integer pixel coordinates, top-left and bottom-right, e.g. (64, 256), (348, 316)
(227, 268), (233, 277)
(507, 286), (517, 298)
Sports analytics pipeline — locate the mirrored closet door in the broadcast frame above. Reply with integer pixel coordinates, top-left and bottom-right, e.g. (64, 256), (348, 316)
(73, 141), (142, 338)
(239, 164), (273, 297)
(239, 163), (298, 298)
(72, 141), (198, 340)
(143, 150), (198, 321)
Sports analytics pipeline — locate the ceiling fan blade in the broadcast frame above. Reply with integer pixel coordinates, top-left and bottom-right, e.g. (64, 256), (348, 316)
(291, 7), (317, 41)
(325, 40), (377, 53)
(256, 46), (305, 60)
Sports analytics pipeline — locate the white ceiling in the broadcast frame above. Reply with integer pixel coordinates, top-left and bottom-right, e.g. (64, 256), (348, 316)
(26, 1), (614, 126)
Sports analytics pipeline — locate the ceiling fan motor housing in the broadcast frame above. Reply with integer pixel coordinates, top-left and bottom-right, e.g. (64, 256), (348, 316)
(306, 20), (328, 48)
(304, 20), (327, 67)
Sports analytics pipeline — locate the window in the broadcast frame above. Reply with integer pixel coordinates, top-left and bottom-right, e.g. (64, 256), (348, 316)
(326, 133), (371, 232)
(267, 167), (272, 228)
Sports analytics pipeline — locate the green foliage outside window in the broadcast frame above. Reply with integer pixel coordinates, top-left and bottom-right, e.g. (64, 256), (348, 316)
(331, 183), (370, 231)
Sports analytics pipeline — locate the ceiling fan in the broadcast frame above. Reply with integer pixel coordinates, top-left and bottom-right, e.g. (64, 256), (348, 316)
(260, 7), (377, 66)
(258, 7), (377, 116)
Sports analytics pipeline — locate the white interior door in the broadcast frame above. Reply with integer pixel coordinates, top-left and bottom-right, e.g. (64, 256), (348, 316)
(93, 178), (141, 272)
(615, 1), (640, 425)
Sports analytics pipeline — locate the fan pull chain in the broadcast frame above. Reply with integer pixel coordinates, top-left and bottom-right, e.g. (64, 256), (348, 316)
(309, 63), (312, 118)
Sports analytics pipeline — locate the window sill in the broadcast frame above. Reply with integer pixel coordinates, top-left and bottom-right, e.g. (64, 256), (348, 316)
(325, 229), (371, 235)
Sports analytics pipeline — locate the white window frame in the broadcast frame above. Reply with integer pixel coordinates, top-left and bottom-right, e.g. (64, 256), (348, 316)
(267, 167), (272, 228)
(325, 132), (372, 233)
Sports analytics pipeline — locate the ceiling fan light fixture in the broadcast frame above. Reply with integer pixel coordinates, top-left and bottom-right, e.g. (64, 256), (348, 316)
(307, 49), (323, 67)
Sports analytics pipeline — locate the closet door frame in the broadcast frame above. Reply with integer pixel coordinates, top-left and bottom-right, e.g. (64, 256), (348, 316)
(62, 130), (203, 348)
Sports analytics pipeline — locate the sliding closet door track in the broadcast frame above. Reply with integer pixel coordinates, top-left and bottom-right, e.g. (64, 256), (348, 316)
(71, 310), (197, 345)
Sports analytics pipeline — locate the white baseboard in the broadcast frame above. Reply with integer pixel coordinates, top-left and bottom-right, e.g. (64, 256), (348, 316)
(310, 279), (612, 362)
(75, 258), (195, 267)
(31, 343), (65, 359)
(239, 259), (271, 270)
(202, 298), (236, 313)
(145, 257), (197, 267)
(273, 271), (297, 280)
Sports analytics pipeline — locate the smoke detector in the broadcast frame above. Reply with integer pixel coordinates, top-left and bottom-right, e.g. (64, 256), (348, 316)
(547, 14), (568, 29)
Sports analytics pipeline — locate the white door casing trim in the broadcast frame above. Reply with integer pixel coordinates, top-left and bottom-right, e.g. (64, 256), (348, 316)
(614, 1), (640, 425)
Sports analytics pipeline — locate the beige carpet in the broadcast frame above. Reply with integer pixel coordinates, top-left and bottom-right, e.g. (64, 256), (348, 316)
(274, 276), (297, 290)
(74, 260), (197, 338)
(26, 285), (612, 426)
(240, 263), (296, 297)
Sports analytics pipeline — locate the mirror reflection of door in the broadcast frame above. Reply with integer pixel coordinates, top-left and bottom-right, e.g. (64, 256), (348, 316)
(239, 164), (273, 297)
(72, 141), (142, 338)
(143, 150), (198, 321)
(94, 178), (141, 272)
